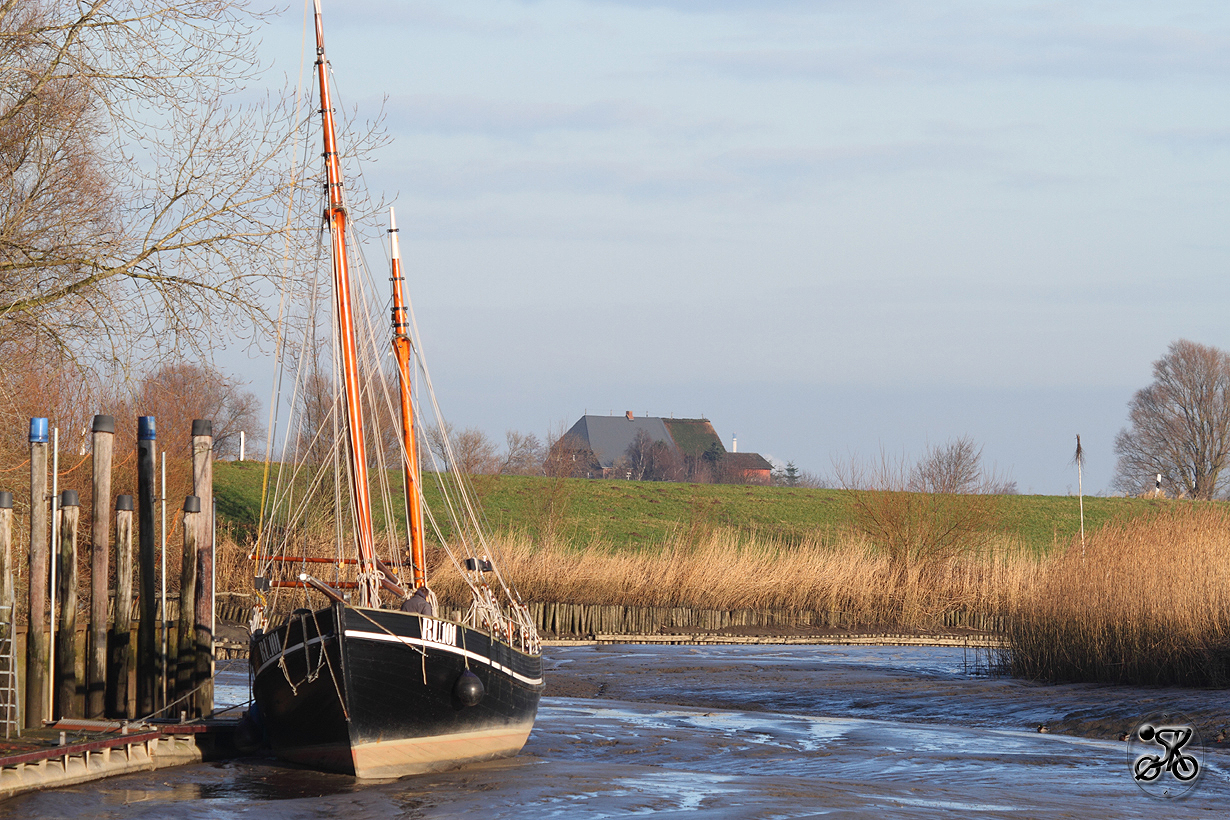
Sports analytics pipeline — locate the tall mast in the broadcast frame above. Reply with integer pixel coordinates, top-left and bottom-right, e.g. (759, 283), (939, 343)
(389, 209), (427, 589)
(313, 0), (380, 606)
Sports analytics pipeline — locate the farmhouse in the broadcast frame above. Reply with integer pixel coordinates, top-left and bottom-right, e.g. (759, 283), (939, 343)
(554, 412), (773, 484)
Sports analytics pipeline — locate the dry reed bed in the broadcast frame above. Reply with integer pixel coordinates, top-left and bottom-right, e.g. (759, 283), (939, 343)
(1003, 506), (1230, 686)
(423, 528), (1044, 631)
(226, 525), (1043, 628)
(224, 509), (1230, 686)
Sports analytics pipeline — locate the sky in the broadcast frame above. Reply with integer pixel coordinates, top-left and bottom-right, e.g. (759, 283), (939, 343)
(225, 0), (1230, 495)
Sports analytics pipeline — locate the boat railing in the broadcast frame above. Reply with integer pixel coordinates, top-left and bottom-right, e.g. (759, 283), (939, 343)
(462, 589), (541, 655)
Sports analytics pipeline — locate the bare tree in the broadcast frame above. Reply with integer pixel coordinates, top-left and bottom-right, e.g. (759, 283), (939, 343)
(543, 428), (596, 479)
(797, 469), (830, 489)
(424, 423), (499, 476)
(529, 422), (577, 540)
(0, 343), (98, 465)
(294, 371), (336, 466)
(0, 0), (300, 360)
(499, 430), (544, 476)
(453, 428), (499, 475)
(624, 429), (654, 481)
(1113, 339), (1230, 500)
(774, 462), (831, 489)
(127, 362), (262, 458)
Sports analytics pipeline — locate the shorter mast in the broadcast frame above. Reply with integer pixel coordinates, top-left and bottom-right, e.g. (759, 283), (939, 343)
(389, 209), (427, 589)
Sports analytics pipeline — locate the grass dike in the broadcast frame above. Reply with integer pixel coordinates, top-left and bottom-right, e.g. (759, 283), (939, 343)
(215, 465), (1230, 686)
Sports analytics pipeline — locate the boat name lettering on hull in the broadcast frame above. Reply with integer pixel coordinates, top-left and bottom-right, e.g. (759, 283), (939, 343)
(422, 618), (457, 647)
(258, 632), (283, 664)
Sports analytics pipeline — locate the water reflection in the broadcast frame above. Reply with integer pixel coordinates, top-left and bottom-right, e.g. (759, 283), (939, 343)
(195, 761), (363, 802)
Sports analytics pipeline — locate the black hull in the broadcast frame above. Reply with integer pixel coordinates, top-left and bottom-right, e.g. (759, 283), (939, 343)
(251, 603), (544, 777)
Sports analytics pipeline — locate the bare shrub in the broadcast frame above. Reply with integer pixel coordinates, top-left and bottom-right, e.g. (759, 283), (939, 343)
(835, 447), (1004, 568)
(909, 436), (983, 494)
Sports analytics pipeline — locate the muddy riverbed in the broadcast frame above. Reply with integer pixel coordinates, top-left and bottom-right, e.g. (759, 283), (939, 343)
(2, 645), (1226, 818)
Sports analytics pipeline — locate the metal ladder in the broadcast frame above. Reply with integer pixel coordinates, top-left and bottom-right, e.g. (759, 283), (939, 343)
(0, 605), (19, 738)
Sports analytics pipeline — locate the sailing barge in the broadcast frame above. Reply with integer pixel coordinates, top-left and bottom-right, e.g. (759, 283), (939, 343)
(248, 0), (543, 778)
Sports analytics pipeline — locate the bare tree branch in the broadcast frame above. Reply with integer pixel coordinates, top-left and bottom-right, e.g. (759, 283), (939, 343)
(0, 0), (302, 362)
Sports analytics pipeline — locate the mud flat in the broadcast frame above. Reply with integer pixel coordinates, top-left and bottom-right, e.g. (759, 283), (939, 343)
(1, 645), (1226, 818)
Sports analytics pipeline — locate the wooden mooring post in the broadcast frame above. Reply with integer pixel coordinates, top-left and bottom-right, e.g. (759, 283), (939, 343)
(108, 495), (134, 719)
(177, 497), (199, 714)
(55, 490), (80, 719)
(136, 417), (157, 718)
(25, 418), (49, 729)
(0, 490), (10, 736)
(88, 415), (113, 718)
(191, 421), (214, 717)
(3, 414), (224, 727)
(0, 491), (12, 613)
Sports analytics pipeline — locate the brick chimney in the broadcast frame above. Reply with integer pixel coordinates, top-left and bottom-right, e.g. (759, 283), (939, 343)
(625, 411), (634, 420)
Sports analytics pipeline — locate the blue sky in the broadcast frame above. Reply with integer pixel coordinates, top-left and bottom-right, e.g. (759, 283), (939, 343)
(232, 1), (1230, 494)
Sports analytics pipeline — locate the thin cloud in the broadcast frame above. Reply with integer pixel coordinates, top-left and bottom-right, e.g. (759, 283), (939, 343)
(1145, 126), (1230, 155)
(682, 19), (1230, 83)
(383, 95), (655, 135)
(298, 0), (524, 35)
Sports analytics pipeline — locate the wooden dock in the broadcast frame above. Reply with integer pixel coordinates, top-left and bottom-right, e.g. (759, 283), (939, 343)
(0, 718), (237, 800)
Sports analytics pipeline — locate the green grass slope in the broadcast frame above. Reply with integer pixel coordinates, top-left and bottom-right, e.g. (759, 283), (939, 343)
(215, 462), (1189, 553)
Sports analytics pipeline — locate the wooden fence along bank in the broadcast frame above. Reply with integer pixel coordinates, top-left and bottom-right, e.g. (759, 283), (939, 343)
(515, 601), (1007, 643)
(218, 595), (1006, 648)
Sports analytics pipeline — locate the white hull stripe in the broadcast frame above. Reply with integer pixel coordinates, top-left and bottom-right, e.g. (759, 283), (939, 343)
(343, 629), (544, 686)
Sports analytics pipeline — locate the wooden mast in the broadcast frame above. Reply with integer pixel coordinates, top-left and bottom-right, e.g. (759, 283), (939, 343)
(389, 209), (428, 589)
(313, 0), (380, 606)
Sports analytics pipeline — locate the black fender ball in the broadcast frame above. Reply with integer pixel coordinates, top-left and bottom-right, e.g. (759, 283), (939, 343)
(454, 669), (485, 707)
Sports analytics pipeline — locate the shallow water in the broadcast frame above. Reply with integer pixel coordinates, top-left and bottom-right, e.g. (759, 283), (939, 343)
(2, 646), (1226, 818)
(212, 661), (254, 717)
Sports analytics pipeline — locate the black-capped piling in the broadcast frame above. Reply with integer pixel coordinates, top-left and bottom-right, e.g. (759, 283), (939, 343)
(25, 418), (49, 729)
(88, 414), (114, 718)
(136, 416), (157, 717)
(55, 490), (80, 719)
